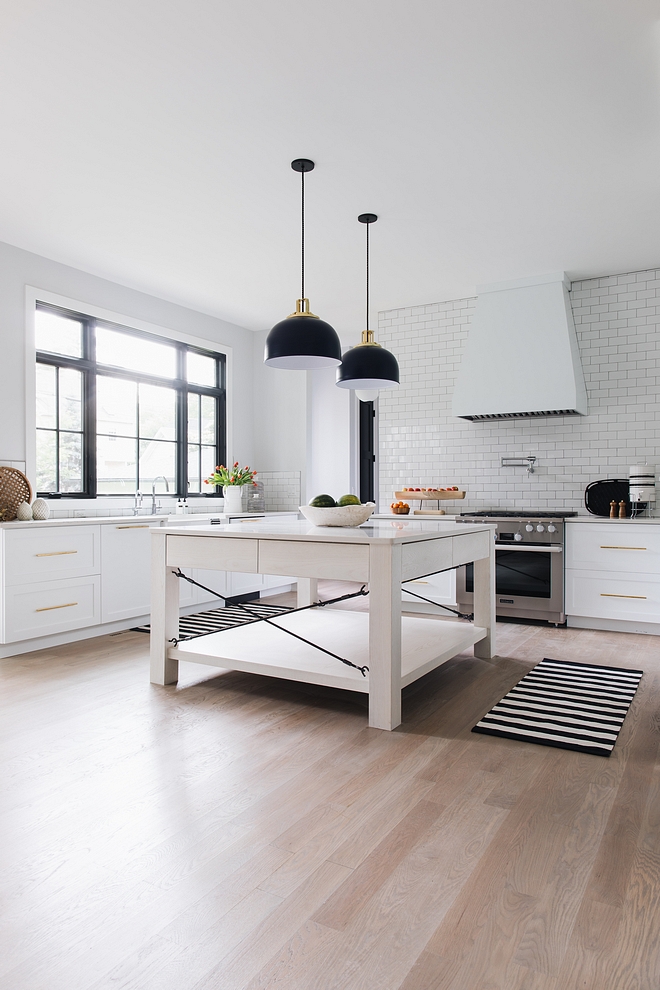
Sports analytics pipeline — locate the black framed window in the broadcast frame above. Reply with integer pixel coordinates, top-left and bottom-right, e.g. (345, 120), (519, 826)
(35, 304), (226, 497)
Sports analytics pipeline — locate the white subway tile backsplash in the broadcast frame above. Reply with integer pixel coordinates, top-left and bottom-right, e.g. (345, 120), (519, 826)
(377, 268), (660, 513)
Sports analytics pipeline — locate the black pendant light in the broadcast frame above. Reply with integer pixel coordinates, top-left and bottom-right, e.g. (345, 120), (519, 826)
(264, 159), (342, 370)
(336, 213), (400, 393)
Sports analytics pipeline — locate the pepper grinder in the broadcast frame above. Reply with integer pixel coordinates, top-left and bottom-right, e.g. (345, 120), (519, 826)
(610, 500), (617, 518)
(619, 500), (627, 518)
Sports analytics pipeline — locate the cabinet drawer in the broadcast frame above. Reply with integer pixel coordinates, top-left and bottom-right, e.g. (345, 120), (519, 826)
(258, 539), (370, 581)
(3, 576), (101, 642)
(4, 526), (100, 585)
(166, 535), (258, 572)
(566, 569), (660, 624)
(566, 523), (660, 574)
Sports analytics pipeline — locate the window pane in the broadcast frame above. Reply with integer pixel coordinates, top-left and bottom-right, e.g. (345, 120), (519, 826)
(96, 326), (176, 379)
(187, 393), (200, 443)
(139, 383), (176, 441)
(187, 351), (215, 387)
(201, 446), (216, 485)
(59, 368), (82, 432)
(96, 377), (137, 437)
(36, 430), (57, 491)
(188, 444), (200, 493)
(59, 432), (83, 492)
(201, 395), (215, 445)
(138, 440), (175, 491)
(36, 363), (57, 429)
(97, 435), (137, 494)
(35, 310), (82, 357)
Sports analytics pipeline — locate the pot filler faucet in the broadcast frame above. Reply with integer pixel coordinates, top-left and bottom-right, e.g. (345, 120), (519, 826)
(151, 476), (170, 514)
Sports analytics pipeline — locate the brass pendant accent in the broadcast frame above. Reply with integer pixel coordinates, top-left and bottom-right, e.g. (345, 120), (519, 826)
(287, 298), (320, 319)
(356, 329), (382, 347)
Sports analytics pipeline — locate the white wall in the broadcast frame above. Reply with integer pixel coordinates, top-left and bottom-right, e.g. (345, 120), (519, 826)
(0, 240), (254, 475)
(306, 367), (353, 502)
(251, 329), (307, 475)
(377, 269), (660, 512)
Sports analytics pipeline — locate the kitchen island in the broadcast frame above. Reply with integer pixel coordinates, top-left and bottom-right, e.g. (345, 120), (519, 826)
(150, 517), (496, 730)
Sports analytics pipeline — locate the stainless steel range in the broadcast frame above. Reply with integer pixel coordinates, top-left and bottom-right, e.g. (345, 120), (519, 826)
(455, 510), (577, 625)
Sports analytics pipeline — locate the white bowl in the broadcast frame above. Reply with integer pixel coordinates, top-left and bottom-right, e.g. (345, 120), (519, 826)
(299, 503), (375, 527)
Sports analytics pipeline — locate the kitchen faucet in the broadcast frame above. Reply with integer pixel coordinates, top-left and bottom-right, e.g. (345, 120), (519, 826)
(151, 476), (170, 514)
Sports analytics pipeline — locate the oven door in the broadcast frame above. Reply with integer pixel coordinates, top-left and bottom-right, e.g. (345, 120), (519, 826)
(457, 543), (565, 622)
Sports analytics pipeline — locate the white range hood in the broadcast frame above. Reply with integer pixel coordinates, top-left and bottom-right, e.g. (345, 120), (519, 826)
(452, 272), (587, 420)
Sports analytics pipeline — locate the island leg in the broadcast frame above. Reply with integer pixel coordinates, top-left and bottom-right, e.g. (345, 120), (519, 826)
(150, 530), (180, 685)
(296, 577), (318, 608)
(368, 542), (402, 730)
(473, 532), (496, 660)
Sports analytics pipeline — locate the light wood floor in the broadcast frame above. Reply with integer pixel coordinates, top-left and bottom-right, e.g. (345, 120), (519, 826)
(1, 583), (659, 990)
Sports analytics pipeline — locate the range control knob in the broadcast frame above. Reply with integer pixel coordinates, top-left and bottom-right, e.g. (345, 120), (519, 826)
(525, 523), (534, 532)
(514, 532), (523, 542)
(547, 523), (556, 533)
(536, 523), (545, 532)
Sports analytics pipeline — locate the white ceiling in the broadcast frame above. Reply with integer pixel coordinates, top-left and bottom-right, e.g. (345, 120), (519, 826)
(1, 0), (659, 333)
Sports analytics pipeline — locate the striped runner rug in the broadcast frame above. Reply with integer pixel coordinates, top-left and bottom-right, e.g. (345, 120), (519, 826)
(132, 602), (291, 641)
(472, 657), (643, 757)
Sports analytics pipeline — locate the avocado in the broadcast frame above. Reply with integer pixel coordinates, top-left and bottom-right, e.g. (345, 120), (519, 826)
(310, 494), (337, 507)
(337, 494), (361, 506)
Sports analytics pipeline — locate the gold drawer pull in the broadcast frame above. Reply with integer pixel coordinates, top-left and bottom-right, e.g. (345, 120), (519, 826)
(600, 545), (647, 551)
(408, 580), (429, 585)
(116, 524), (150, 529)
(35, 550), (78, 557)
(35, 602), (78, 612)
(600, 593), (647, 600)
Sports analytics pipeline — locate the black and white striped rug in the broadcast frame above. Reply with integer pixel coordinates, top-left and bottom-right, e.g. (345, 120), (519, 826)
(472, 657), (643, 757)
(132, 601), (291, 641)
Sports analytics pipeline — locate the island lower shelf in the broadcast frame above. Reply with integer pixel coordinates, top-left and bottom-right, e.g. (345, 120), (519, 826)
(170, 608), (486, 693)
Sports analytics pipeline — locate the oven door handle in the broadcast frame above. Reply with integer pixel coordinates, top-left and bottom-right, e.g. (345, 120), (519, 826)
(494, 543), (563, 552)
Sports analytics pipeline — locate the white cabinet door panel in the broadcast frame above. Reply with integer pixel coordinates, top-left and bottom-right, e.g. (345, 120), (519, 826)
(566, 569), (660, 623)
(101, 523), (161, 622)
(5, 526), (100, 585)
(402, 569), (456, 607)
(566, 523), (660, 574)
(4, 576), (100, 642)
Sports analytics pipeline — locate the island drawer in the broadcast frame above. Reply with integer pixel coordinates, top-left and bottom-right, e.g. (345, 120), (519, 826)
(258, 540), (370, 581)
(166, 535), (258, 572)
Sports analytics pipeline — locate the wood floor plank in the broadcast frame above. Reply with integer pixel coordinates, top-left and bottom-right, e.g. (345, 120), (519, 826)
(1, 585), (659, 990)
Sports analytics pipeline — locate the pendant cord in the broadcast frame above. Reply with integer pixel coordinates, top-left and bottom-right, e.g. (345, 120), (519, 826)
(301, 169), (305, 300)
(366, 220), (370, 332)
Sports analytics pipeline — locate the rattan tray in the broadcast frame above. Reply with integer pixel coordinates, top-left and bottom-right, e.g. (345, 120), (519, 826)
(0, 467), (32, 521)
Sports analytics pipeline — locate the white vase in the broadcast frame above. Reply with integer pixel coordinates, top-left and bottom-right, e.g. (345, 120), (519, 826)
(16, 501), (33, 521)
(223, 486), (244, 514)
(31, 498), (50, 520)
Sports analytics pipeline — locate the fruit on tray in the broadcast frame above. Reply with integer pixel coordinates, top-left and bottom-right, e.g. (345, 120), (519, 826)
(337, 494), (361, 506)
(309, 494), (337, 507)
(401, 486), (461, 492)
(390, 501), (410, 515)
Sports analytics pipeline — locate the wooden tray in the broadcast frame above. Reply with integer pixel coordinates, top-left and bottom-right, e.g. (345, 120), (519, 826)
(394, 490), (466, 500)
(413, 509), (447, 515)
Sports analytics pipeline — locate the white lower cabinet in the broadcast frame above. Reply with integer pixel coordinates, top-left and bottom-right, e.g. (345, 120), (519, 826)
(101, 521), (162, 622)
(566, 521), (660, 633)
(402, 569), (456, 609)
(4, 576), (101, 642)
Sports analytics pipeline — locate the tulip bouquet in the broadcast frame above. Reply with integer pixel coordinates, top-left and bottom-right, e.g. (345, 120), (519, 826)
(204, 462), (258, 488)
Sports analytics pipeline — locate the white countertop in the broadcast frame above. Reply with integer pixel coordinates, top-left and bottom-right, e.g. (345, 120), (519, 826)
(0, 511), (293, 531)
(158, 516), (494, 544)
(566, 515), (660, 524)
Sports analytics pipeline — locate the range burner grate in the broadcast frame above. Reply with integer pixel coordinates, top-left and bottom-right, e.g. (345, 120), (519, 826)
(459, 510), (578, 519)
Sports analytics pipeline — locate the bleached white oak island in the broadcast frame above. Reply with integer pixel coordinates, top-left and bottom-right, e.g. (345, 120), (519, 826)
(150, 517), (496, 730)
